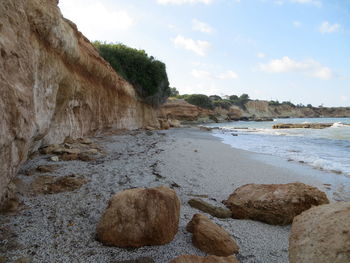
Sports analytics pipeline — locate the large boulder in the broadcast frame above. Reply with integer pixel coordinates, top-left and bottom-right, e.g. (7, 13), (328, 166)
(223, 182), (329, 225)
(289, 202), (350, 263)
(96, 186), (180, 247)
(169, 255), (239, 263)
(186, 214), (239, 256)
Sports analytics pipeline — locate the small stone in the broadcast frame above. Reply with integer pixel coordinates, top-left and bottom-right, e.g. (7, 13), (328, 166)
(188, 198), (232, 219)
(50, 156), (59, 162)
(187, 214), (239, 256)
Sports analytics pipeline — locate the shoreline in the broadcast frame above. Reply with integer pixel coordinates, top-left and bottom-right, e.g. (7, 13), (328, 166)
(1, 127), (349, 263)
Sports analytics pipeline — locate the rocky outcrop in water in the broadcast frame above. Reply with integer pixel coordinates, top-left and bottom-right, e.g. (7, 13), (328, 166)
(289, 202), (350, 263)
(273, 123), (334, 129)
(96, 186), (180, 247)
(223, 182), (329, 225)
(0, 0), (158, 204)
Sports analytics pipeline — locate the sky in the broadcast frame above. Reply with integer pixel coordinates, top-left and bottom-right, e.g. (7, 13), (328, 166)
(59, 0), (350, 107)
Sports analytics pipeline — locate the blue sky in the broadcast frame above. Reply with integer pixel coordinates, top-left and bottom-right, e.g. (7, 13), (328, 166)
(59, 0), (350, 106)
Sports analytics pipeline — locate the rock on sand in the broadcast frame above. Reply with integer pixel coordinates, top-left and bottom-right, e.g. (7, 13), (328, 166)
(186, 214), (239, 256)
(223, 182), (329, 225)
(289, 201), (350, 263)
(96, 186), (180, 247)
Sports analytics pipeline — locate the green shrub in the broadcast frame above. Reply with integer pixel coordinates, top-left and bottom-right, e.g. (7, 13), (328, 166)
(169, 87), (179, 97)
(213, 100), (232, 110)
(93, 41), (170, 107)
(185, 94), (214, 110)
(229, 93), (250, 109)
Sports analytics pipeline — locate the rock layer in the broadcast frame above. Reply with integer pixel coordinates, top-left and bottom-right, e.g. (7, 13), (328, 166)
(289, 202), (350, 263)
(223, 182), (329, 225)
(96, 186), (180, 247)
(0, 0), (158, 203)
(186, 214), (239, 256)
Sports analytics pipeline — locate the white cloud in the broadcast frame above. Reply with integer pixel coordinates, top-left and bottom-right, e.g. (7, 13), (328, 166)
(157, 0), (213, 4)
(259, 56), (335, 80)
(59, 0), (134, 41)
(192, 19), (213, 34)
(290, 0), (321, 6)
(218, 70), (239, 79)
(341, 96), (349, 102)
(319, 21), (341, 34)
(293, 21), (302, 27)
(191, 69), (212, 78)
(172, 35), (211, 56)
(192, 69), (239, 80)
(270, 0), (322, 6)
(257, 52), (266, 58)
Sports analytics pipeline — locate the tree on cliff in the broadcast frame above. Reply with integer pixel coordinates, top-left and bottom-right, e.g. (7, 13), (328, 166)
(94, 42), (170, 107)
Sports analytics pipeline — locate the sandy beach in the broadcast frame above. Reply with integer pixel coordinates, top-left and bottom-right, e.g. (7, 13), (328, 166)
(1, 128), (348, 263)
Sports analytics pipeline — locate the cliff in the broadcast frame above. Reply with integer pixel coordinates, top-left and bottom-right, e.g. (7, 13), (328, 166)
(159, 99), (350, 123)
(0, 0), (158, 203)
(243, 101), (350, 119)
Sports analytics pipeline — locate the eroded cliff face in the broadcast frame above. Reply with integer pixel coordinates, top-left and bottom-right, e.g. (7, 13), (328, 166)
(158, 99), (213, 122)
(0, 0), (158, 203)
(243, 101), (350, 119)
(159, 99), (350, 124)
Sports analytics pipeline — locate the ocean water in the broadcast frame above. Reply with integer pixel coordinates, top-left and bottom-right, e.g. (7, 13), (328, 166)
(207, 118), (350, 177)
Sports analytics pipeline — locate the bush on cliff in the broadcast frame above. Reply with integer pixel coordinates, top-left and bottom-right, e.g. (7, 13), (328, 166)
(213, 100), (232, 110)
(93, 42), (170, 107)
(185, 94), (214, 110)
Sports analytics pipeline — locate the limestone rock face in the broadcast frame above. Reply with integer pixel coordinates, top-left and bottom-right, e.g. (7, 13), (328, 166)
(186, 214), (239, 256)
(289, 202), (350, 263)
(0, 0), (157, 204)
(96, 186), (180, 247)
(169, 255), (239, 263)
(223, 182), (329, 225)
(158, 99), (212, 121)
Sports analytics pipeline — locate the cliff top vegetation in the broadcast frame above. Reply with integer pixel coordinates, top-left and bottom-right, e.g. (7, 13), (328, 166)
(94, 41), (170, 107)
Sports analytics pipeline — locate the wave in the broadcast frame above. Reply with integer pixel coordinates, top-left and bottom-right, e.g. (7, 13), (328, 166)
(330, 122), (350, 128)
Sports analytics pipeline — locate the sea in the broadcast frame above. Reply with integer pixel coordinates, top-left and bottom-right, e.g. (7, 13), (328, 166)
(207, 117), (350, 177)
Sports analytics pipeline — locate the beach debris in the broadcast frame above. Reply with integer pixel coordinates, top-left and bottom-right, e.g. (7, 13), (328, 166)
(223, 182), (329, 225)
(113, 257), (155, 263)
(170, 182), (180, 188)
(96, 186), (180, 247)
(36, 164), (59, 173)
(169, 254), (240, 263)
(31, 174), (87, 195)
(188, 198), (232, 218)
(289, 201), (350, 263)
(187, 214), (239, 256)
(146, 131), (154, 136)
